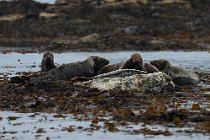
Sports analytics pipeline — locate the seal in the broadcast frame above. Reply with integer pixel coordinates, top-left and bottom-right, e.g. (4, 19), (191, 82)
(150, 59), (200, 85)
(41, 51), (56, 72)
(120, 53), (144, 70)
(76, 72), (174, 93)
(143, 63), (159, 73)
(30, 56), (109, 82)
(99, 53), (144, 74)
(98, 63), (122, 74)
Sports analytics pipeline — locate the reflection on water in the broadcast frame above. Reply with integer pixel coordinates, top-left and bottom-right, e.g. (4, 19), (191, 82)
(0, 51), (210, 75)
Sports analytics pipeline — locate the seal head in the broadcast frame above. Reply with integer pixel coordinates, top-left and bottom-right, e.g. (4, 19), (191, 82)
(41, 51), (56, 72)
(86, 56), (109, 76)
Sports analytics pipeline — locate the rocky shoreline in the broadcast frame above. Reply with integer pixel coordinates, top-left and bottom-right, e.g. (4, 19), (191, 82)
(0, 0), (210, 52)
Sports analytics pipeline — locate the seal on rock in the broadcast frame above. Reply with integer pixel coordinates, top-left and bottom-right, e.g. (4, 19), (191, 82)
(120, 53), (144, 70)
(150, 59), (199, 85)
(41, 51), (56, 72)
(31, 56), (109, 82)
(76, 71), (174, 93)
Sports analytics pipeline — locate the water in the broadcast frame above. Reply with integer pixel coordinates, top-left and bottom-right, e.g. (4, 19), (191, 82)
(0, 111), (209, 140)
(0, 51), (210, 76)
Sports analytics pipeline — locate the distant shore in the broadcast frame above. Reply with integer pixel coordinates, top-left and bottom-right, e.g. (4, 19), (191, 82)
(0, 0), (210, 52)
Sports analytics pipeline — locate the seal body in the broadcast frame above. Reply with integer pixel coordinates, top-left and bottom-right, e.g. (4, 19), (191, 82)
(98, 63), (122, 74)
(151, 59), (199, 85)
(41, 51), (56, 72)
(76, 72), (174, 93)
(120, 53), (144, 70)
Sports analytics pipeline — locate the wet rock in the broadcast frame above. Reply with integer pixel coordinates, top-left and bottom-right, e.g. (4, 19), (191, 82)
(76, 71), (174, 93)
(123, 25), (138, 34)
(41, 51), (56, 72)
(151, 59), (200, 85)
(55, 0), (80, 4)
(79, 33), (100, 43)
(0, 0), (47, 17)
(10, 76), (30, 84)
(188, 0), (210, 9)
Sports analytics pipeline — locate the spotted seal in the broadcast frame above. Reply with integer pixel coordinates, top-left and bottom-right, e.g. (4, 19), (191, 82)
(41, 51), (56, 72)
(150, 59), (199, 85)
(30, 56), (109, 82)
(76, 71), (174, 93)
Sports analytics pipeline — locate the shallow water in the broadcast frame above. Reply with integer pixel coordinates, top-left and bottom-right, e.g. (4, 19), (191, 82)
(0, 51), (210, 77)
(0, 111), (209, 140)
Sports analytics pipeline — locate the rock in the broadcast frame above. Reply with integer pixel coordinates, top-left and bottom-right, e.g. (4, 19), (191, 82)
(0, 0), (47, 19)
(123, 25), (138, 34)
(30, 56), (109, 82)
(41, 51), (56, 72)
(79, 33), (100, 43)
(55, 0), (80, 5)
(76, 71), (174, 93)
(150, 59), (200, 85)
